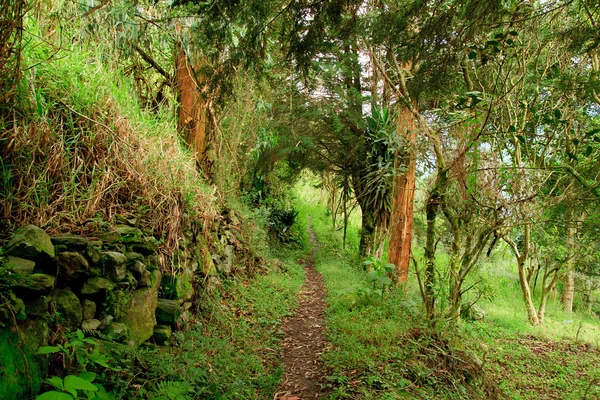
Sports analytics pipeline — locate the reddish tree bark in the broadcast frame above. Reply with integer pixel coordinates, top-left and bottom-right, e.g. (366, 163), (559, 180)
(175, 48), (208, 170)
(387, 106), (417, 286)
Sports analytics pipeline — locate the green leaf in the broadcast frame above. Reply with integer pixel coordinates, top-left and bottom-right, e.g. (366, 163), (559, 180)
(572, 138), (580, 146)
(76, 330), (84, 340)
(36, 391), (74, 400)
(586, 145), (593, 157)
(46, 376), (64, 390)
(586, 128), (600, 137)
(494, 32), (505, 39)
(517, 135), (526, 144)
(509, 30), (519, 36)
(64, 375), (99, 392)
(37, 346), (61, 355)
(79, 371), (97, 383)
(508, 125), (517, 133)
(468, 51), (477, 60)
(486, 40), (499, 46)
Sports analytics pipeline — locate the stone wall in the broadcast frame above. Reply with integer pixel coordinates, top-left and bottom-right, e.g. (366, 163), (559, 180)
(0, 208), (258, 397)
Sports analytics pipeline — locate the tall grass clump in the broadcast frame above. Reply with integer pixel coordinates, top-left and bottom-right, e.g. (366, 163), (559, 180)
(0, 19), (217, 256)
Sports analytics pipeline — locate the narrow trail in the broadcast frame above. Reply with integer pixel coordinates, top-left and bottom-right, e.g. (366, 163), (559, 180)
(276, 224), (329, 400)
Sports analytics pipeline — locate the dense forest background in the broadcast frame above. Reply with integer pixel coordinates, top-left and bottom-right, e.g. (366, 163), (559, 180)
(1, 0), (600, 399)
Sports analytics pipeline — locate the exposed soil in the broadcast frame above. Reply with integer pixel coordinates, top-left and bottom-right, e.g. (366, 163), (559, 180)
(275, 227), (329, 400)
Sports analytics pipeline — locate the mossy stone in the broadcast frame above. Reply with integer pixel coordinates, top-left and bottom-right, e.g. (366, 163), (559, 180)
(81, 319), (101, 331)
(115, 226), (143, 243)
(104, 322), (130, 342)
(82, 299), (97, 320)
(100, 251), (127, 281)
(54, 289), (83, 329)
(123, 270), (161, 346)
(24, 296), (50, 318)
(50, 235), (89, 251)
(156, 298), (182, 325)
(5, 225), (55, 262)
(160, 271), (194, 300)
(4, 256), (35, 275)
(81, 277), (115, 296)
(57, 251), (91, 281)
(0, 291), (26, 323)
(12, 273), (56, 293)
(105, 290), (132, 320)
(97, 231), (120, 243)
(153, 325), (171, 344)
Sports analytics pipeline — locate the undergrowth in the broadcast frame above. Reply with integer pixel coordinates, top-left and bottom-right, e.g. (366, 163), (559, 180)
(295, 181), (600, 399)
(95, 250), (305, 399)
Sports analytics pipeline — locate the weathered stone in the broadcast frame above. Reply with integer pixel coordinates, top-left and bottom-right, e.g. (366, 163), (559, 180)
(98, 315), (114, 330)
(100, 251), (127, 281)
(106, 290), (132, 320)
(97, 231), (120, 243)
(81, 319), (102, 331)
(57, 251), (90, 281)
(122, 270), (161, 346)
(81, 277), (115, 296)
(24, 296), (50, 318)
(461, 303), (486, 321)
(104, 322), (129, 342)
(138, 270), (152, 287)
(0, 291), (26, 323)
(115, 226), (143, 243)
(153, 325), (171, 344)
(129, 260), (146, 280)
(4, 256), (35, 275)
(54, 289), (82, 330)
(156, 298), (182, 325)
(82, 299), (96, 320)
(118, 272), (138, 290)
(144, 254), (159, 271)
(5, 225), (55, 262)
(132, 237), (159, 255)
(12, 273), (56, 292)
(50, 236), (89, 251)
(214, 245), (234, 275)
(160, 272), (193, 300)
(125, 252), (144, 264)
(85, 245), (101, 265)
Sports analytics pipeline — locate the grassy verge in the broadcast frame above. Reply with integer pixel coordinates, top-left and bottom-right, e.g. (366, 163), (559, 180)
(294, 183), (600, 399)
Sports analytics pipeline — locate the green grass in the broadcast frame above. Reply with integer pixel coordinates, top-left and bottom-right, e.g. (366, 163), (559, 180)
(293, 179), (600, 399)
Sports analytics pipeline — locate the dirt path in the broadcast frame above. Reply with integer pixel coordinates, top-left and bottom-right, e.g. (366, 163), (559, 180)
(276, 226), (329, 400)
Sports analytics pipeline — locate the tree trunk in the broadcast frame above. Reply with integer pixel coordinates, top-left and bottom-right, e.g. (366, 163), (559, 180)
(175, 48), (209, 171)
(561, 206), (577, 313)
(518, 259), (540, 325)
(387, 106), (417, 286)
(359, 211), (377, 258)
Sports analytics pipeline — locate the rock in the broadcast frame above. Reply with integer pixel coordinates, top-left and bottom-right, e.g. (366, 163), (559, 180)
(5, 225), (55, 262)
(24, 296), (50, 318)
(129, 260), (146, 280)
(0, 291), (26, 323)
(462, 303), (486, 321)
(104, 322), (129, 342)
(81, 277), (115, 296)
(144, 254), (159, 271)
(50, 236), (89, 251)
(132, 237), (159, 255)
(118, 272), (138, 290)
(81, 319), (102, 331)
(100, 251), (127, 281)
(122, 270), (161, 346)
(160, 272), (193, 300)
(125, 252), (144, 264)
(98, 315), (114, 330)
(214, 245), (234, 275)
(115, 226), (143, 243)
(97, 231), (120, 243)
(85, 245), (101, 265)
(82, 299), (96, 320)
(106, 290), (132, 320)
(138, 270), (152, 287)
(12, 273), (56, 292)
(4, 256), (36, 275)
(57, 252), (90, 281)
(153, 325), (171, 344)
(156, 298), (182, 325)
(54, 289), (83, 330)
